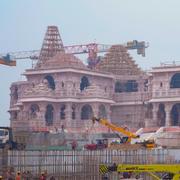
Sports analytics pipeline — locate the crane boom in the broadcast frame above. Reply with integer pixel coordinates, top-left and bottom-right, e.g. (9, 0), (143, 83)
(0, 40), (148, 66)
(92, 117), (138, 139)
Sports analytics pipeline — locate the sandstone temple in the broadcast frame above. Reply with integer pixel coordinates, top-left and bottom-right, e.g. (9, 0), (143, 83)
(9, 26), (180, 137)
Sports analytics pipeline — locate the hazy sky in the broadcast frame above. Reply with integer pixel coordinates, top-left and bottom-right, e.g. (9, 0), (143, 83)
(1, 0), (180, 126)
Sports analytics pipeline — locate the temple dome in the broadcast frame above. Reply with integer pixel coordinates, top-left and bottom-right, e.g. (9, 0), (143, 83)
(35, 52), (88, 70)
(96, 45), (143, 75)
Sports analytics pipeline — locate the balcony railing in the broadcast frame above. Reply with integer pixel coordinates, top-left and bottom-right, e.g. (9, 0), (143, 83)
(113, 92), (151, 102)
(20, 90), (112, 100)
(153, 89), (180, 98)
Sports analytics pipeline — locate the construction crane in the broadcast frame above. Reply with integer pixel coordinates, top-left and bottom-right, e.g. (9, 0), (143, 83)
(92, 117), (156, 149)
(99, 163), (180, 180)
(0, 54), (16, 66)
(84, 117), (140, 151)
(0, 26), (148, 67)
(0, 41), (148, 67)
(92, 117), (139, 143)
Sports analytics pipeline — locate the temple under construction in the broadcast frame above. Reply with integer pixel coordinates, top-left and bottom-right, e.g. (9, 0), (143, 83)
(8, 26), (180, 141)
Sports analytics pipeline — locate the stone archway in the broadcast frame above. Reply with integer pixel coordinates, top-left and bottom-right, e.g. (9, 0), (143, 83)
(80, 76), (90, 91)
(30, 104), (40, 119)
(45, 104), (54, 126)
(44, 75), (55, 90)
(171, 103), (180, 126)
(170, 73), (180, 88)
(81, 104), (93, 120)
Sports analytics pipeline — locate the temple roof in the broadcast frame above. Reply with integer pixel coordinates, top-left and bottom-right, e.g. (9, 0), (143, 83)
(96, 45), (143, 75)
(35, 52), (88, 70)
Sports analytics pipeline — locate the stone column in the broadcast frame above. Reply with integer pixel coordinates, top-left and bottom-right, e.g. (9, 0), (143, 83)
(53, 103), (60, 127)
(39, 104), (46, 127)
(65, 103), (72, 127)
(165, 103), (172, 126)
(76, 104), (81, 121)
(152, 103), (158, 126)
(146, 103), (158, 127)
(106, 105), (111, 121)
(22, 105), (29, 121)
(92, 103), (99, 118)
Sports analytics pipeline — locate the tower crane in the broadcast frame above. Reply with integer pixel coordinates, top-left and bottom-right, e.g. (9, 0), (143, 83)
(0, 41), (148, 67)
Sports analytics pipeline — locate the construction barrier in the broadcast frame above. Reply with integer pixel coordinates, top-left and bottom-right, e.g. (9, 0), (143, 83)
(0, 149), (179, 180)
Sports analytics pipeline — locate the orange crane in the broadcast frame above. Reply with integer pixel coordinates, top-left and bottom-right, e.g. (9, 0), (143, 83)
(0, 40), (148, 67)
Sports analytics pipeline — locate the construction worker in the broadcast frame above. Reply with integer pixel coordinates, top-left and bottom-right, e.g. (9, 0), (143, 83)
(71, 140), (77, 150)
(40, 172), (46, 180)
(15, 171), (21, 180)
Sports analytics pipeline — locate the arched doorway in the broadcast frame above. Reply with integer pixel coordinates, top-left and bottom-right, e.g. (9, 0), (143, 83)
(72, 105), (76, 120)
(170, 73), (180, 88)
(44, 75), (55, 90)
(80, 76), (90, 91)
(81, 104), (93, 120)
(157, 104), (166, 126)
(30, 104), (40, 119)
(45, 104), (54, 126)
(60, 104), (66, 120)
(171, 103), (180, 126)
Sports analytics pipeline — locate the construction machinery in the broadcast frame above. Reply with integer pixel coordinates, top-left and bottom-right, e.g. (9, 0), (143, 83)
(0, 54), (16, 66)
(99, 163), (180, 180)
(84, 139), (108, 150)
(92, 117), (139, 143)
(0, 26), (148, 68)
(91, 117), (156, 149)
(0, 41), (148, 67)
(0, 127), (25, 150)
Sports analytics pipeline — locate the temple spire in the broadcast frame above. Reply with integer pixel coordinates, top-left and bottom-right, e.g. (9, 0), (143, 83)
(38, 26), (64, 62)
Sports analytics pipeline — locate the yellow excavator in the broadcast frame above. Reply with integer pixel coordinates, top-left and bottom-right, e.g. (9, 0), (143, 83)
(99, 163), (180, 180)
(92, 117), (156, 149)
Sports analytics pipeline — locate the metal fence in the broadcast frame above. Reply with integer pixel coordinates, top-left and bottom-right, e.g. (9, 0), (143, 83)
(0, 149), (177, 179)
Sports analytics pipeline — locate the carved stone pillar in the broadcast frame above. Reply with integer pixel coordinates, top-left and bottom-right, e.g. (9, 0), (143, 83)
(165, 103), (172, 126)
(65, 103), (72, 126)
(21, 106), (28, 121)
(53, 103), (59, 126)
(92, 103), (99, 118)
(152, 103), (158, 126)
(146, 103), (158, 127)
(106, 105), (111, 121)
(39, 104), (46, 127)
(76, 104), (81, 121)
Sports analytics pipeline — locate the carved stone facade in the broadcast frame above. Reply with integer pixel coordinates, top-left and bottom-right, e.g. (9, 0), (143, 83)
(147, 65), (180, 127)
(9, 46), (180, 133)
